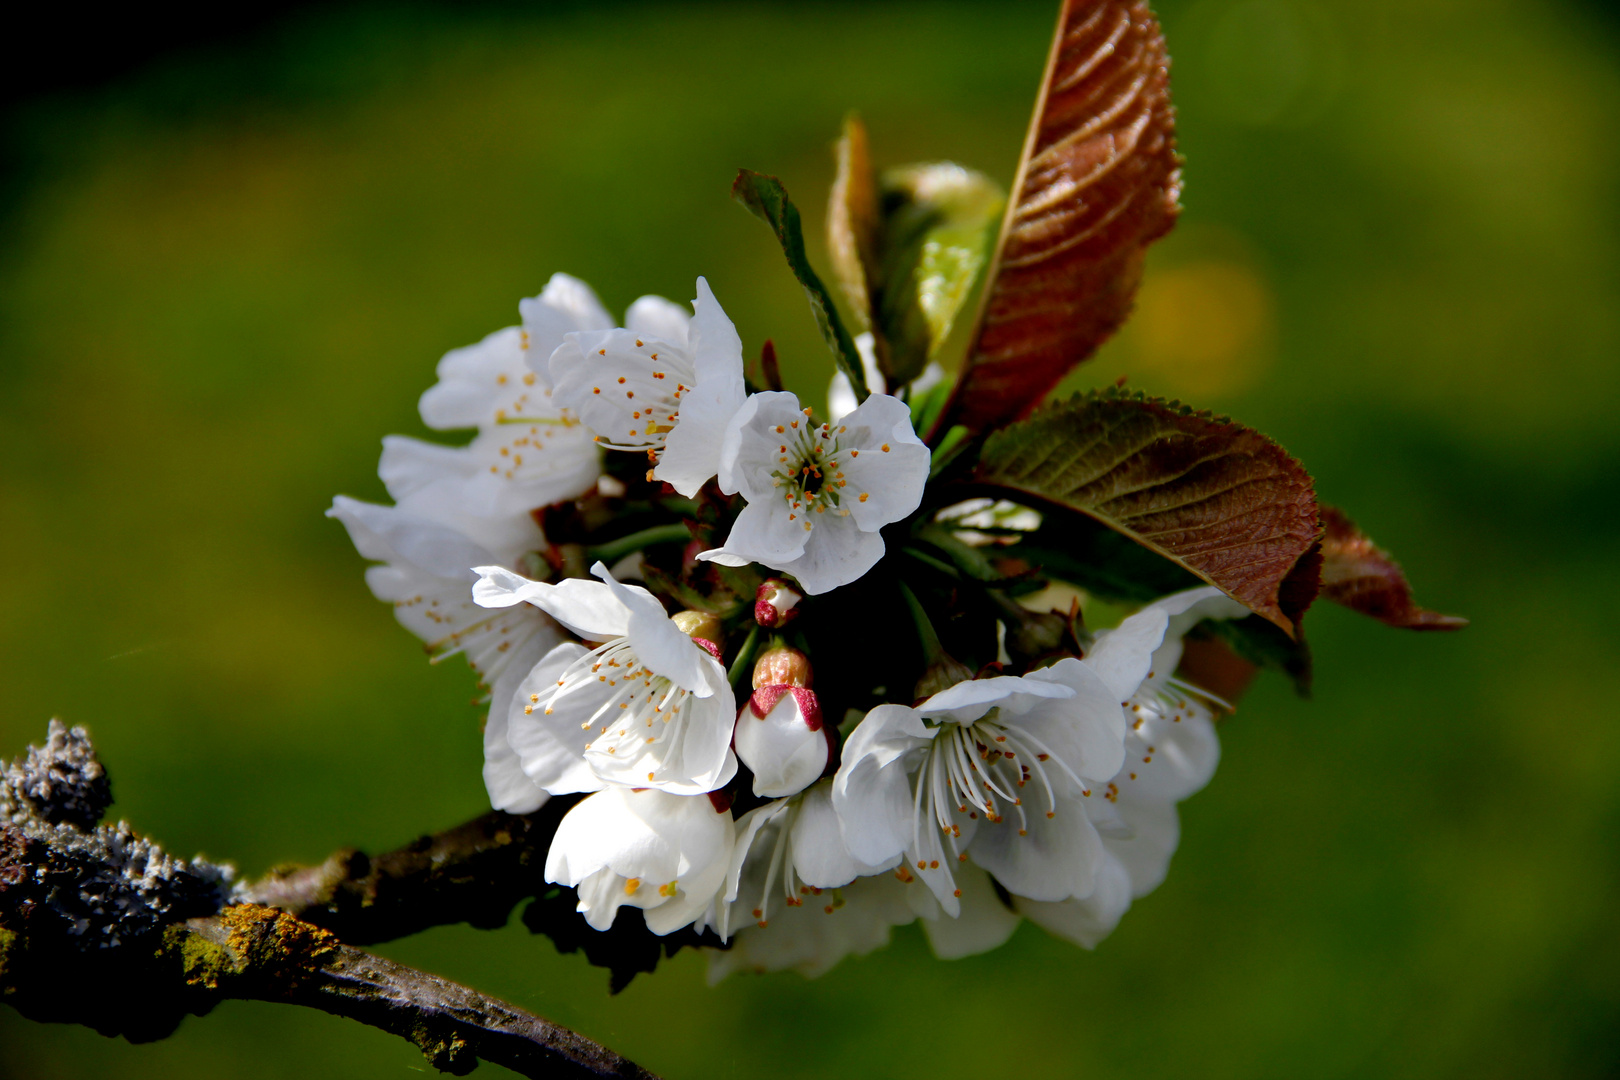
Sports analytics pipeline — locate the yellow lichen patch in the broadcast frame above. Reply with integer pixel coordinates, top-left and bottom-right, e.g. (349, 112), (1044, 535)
(0, 924), (18, 982)
(169, 904), (341, 992)
(169, 923), (235, 991)
(222, 903), (340, 975)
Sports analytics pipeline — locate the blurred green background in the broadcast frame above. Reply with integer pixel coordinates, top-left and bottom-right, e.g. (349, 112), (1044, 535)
(2, 0), (1617, 1076)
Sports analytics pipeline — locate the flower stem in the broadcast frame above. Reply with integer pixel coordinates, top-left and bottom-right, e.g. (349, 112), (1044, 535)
(727, 624), (762, 688)
(585, 524), (691, 565)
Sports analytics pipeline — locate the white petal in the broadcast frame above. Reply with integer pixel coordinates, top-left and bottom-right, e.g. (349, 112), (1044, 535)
(716, 391), (809, 501)
(831, 705), (929, 868)
(652, 279), (747, 496)
(470, 566), (630, 640)
(377, 434), (472, 503)
(1019, 658), (1130, 781)
(1118, 702), (1220, 803)
(503, 643), (606, 795)
(1015, 852), (1133, 949)
(918, 673), (1073, 726)
(1091, 586), (1251, 699)
(1083, 605), (1171, 703)
(833, 393), (929, 532)
(548, 330), (694, 451)
(376, 436), (558, 562)
(419, 326), (532, 431)
(1104, 794), (1181, 897)
(771, 512), (885, 595)
(624, 295), (692, 348)
(687, 278), (742, 382)
(443, 424), (602, 519)
(545, 787), (734, 936)
(328, 495), (492, 584)
(790, 781), (895, 887)
(734, 692), (829, 799)
(519, 273), (615, 363)
(708, 800), (790, 941)
(921, 863), (1021, 959)
(968, 792), (1104, 903)
(481, 633), (553, 814)
(584, 691), (739, 796)
(698, 496), (808, 568)
(704, 864), (918, 981)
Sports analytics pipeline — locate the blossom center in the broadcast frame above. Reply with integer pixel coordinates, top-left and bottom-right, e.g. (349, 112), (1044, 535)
(528, 637), (701, 783)
(771, 415), (853, 528)
(914, 712), (1087, 856)
(583, 340), (695, 458)
(1117, 676), (1226, 788)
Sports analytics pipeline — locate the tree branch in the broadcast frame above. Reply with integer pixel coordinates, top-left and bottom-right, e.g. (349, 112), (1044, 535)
(241, 805), (567, 943)
(0, 721), (660, 1078)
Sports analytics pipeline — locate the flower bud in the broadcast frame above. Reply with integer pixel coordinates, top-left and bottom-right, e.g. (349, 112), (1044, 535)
(752, 645), (811, 690)
(671, 610), (723, 655)
(754, 579), (803, 628)
(734, 684), (829, 798)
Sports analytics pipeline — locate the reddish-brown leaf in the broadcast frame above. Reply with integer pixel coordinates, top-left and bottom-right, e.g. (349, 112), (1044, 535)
(1318, 506), (1467, 630)
(974, 391), (1321, 635)
(939, 0), (1181, 434)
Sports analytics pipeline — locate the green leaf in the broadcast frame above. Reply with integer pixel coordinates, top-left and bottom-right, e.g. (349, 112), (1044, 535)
(974, 389), (1322, 635)
(732, 169), (868, 401)
(909, 376), (952, 436)
(872, 163), (1004, 385)
(826, 117), (1005, 388)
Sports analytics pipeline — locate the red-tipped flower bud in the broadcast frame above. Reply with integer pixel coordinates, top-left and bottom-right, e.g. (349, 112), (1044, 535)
(754, 578), (803, 629)
(671, 610), (723, 656)
(752, 646), (812, 690)
(735, 684), (829, 799)
(736, 646), (825, 797)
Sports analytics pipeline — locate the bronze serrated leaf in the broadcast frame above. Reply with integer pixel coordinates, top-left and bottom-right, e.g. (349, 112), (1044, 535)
(940, 0), (1181, 434)
(975, 391), (1321, 635)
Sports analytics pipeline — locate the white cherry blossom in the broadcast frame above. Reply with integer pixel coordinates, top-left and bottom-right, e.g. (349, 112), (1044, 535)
(546, 786), (734, 934)
(965, 587), (1248, 952)
(547, 277), (746, 497)
(326, 494), (559, 814)
(381, 274), (612, 521)
(697, 390), (929, 594)
(1084, 586), (1246, 896)
(471, 561), (737, 795)
(832, 666), (1125, 917)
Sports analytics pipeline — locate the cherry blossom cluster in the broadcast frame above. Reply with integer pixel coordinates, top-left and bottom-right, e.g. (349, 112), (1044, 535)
(332, 273), (1241, 979)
